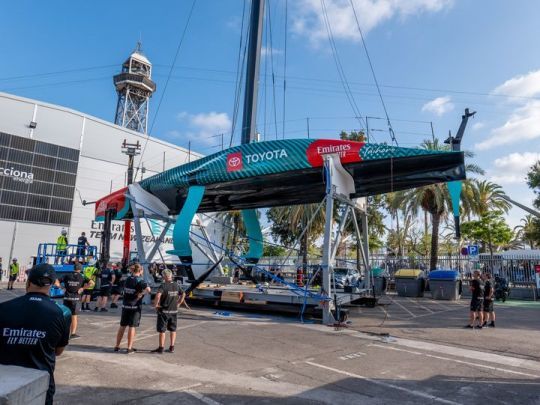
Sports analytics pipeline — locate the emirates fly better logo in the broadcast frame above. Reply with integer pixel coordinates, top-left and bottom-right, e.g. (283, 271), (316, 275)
(226, 152), (243, 172)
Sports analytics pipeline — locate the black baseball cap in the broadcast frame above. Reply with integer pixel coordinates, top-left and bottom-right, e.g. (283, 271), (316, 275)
(28, 264), (57, 287)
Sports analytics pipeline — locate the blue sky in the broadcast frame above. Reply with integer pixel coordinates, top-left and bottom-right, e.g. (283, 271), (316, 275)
(2, 0), (540, 227)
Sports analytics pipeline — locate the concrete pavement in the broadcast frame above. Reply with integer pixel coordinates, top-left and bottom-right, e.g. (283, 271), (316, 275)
(1, 285), (539, 404)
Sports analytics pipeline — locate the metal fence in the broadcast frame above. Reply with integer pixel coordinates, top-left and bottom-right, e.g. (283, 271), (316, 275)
(256, 253), (540, 287)
(369, 253), (539, 287)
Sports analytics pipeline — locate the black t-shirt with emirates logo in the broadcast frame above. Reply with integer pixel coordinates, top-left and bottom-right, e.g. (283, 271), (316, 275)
(122, 276), (148, 309)
(0, 292), (70, 402)
(62, 272), (86, 300)
(157, 281), (184, 312)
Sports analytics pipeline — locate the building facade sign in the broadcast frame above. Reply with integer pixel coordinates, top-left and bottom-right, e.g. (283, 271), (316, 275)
(0, 132), (79, 226)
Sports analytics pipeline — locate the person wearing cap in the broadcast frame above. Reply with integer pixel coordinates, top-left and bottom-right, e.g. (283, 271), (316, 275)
(115, 263), (150, 354)
(0, 263), (71, 405)
(81, 260), (98, 312)
(55, 230), (69, 264)
(152, 269), (186, 354)
(7, 258), (19, 290)
(110, 262), (124, 309)
(59, 263), (90, 338)
(95, 263), (115, 312)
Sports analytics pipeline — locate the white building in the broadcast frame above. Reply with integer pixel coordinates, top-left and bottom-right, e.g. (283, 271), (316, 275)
(0, 91), (218, 274)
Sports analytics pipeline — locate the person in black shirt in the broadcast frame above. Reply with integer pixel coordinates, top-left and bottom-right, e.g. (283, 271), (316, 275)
(115, 264), (150, 354)
(95, 263), (115, 312)
(482, 272), (496, 327)
(0, 264), (71, 405)
(151, 269), (186, 354)
(59, 263), (89, 339)
(110, 262), (124, 309)
(466, 270), (484, 329)
(76, 232), (89, 263)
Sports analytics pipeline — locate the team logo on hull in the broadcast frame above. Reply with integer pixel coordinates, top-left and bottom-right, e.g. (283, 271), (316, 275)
(306, 140), (363, 167)
(226, 152), (243, 172)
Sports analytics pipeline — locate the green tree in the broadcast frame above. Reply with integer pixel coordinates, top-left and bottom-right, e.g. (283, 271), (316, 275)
(526, 161), (540, 208)
(339, 130), (366, 142)
(397, 138), (485, 270)
(217, 210), (245, 254)
(263, 242), (287, 257)
(514, 215), (540, 249)
(267, 204), (326, 268)
(461, 211), (513, 257)
(471, 180), (511, 216)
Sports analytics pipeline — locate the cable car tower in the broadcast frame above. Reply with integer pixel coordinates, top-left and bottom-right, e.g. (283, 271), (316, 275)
(113, 42), (156, 133)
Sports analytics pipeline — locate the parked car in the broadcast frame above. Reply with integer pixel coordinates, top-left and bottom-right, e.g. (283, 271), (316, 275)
(333, 267), (360, 289)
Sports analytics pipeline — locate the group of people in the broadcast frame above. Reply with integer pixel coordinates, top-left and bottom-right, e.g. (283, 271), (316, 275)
(55, 230), (91, 264)
(0, 260), (188, 404)
(467, 270), (496, 329)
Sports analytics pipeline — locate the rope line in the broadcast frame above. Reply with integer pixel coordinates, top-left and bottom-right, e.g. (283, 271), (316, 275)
(136, 0), (198, 176)
(348, 0), (397, 145)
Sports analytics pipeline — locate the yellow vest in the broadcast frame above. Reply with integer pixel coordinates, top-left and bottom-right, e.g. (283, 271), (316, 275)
(10, 263), (19, 275)
(57, 235), (68, 250)
(83, 266), (98, 289)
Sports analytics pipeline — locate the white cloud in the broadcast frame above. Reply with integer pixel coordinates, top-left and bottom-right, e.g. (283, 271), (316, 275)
(475, 100), (540, 150)
(292, 0), (453, 45)
(175, 111), (232, 145)
(421, 96), (454, 116)
(493, 69), (540, 99)
(494, 152), (540, 172)
(472, 122), (485, 131)
(488, 152), (540, 185)
(475, 69), (540, 151)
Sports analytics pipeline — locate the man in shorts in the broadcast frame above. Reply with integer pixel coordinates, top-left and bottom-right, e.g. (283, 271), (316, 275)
(482, 272), (496, 328)
(115, 264), (150, 354)
(59, 263), (89, 338)
(152, 269), (186, 353)
(110, 262), (124, 309)
(466, 270), (484, 329)
(95, 263), (115, 312)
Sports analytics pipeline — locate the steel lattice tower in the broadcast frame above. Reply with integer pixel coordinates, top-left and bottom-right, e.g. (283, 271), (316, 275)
(113, 43), (156, 133)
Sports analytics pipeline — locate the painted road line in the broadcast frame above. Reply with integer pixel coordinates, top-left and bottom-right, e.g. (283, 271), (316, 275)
(370, 344), (540, 379)
(405, 297), (434, 313)
(339, 351), (366, 360)
(392, 337), (540, 373)
(65, 350), (369, 404)
(388, 297), (417, 318)
(296, 323), (540, 373)
(305, 361), (462, 405)
(114, 383), (204, 405)
(185, 389), (223, 405)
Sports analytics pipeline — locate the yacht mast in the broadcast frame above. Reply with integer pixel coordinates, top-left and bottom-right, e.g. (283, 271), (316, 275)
(240, 0), (265, 145)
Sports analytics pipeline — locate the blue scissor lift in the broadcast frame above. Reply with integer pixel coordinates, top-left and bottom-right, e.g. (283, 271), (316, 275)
(36, 243), (98, 297)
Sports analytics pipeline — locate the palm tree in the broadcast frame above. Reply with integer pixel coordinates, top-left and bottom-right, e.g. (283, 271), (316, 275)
(514, 215), (537, 249)
(399, 139), (485, 270)
(471, 180), (511, 216)
(217, 210), (244, 253)
(267, 203), (326, 268)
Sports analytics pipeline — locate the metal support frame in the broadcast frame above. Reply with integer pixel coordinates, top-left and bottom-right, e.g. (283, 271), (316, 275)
(321, 178), (336, 325)
(126, 190), (223, 289)
(321, 155), (371, 324)
(145, 221), (171, 264)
